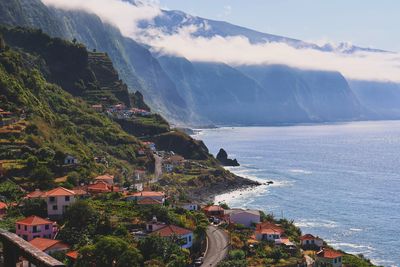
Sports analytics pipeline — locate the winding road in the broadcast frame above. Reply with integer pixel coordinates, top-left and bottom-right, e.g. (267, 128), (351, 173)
(201, 225), (229, 267)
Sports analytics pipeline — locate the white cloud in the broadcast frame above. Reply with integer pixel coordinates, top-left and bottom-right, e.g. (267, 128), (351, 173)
(41, 0), (400, 82)
(41, 0), (161, 36)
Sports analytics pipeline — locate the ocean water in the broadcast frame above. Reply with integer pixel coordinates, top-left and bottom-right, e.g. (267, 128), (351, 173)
(197, 121), (400, 267)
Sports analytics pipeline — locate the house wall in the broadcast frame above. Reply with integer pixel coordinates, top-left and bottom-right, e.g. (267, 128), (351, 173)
(229, 212), (260, 227)
(180, 233), (193, 249)
(181, 204), (198, 211)
(16, 224), (55, 241)
(316, 257), (342, 267)
(255, 233), (281, 241)
(47, 195), (76, 217)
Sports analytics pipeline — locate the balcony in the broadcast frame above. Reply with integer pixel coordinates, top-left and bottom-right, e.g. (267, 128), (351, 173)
(0, 229), (65, 267)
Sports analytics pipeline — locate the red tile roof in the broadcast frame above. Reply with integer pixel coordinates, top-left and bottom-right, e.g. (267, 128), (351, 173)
(255, 222), (284, 235)
(25, 190), (46, 199)
(203, 205), (224, 212)
(66, 250), (78, 260)
(88, 181), (119, 193)
(317, 248), (343, 259)
(16, 216), (54, 226)
(152, 225), (192, 237)
(129, 191), (165, 197)
(72, 188), (88, 196)
(301, 234), (316, 241)
(137, 197), (163, 205)
(29, 238), (69, 252)
(46, 187), (75, 197)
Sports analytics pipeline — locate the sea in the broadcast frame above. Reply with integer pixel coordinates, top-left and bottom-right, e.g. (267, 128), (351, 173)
(196, 121), (400, 267)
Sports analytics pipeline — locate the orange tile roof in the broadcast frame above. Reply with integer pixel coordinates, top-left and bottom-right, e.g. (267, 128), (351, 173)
(152, 225), (192, 237)
(0, 202), (7, 210)
(29, 238), (69, 252)
(317, 248), (343, 259)
(16, 216), (54, 226)
(203, 205), (224, 212)
(66, 250), (78, 260)
(94, 174), (114, 181)
(301, 234), (323, 241)
(72, 188), (88, 196)
(129, 191), (165, 197)
(137, 197), (163, 205)
(25, 190), (46, 199)
(46, 187), (75, 197)
(255, 222), (284, 235)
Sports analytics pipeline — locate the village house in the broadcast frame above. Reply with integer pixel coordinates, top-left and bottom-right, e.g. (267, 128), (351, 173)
(29, 238), (70, 254)
(45, 187), (76, 218)
(143, 142), (156, 151)
(87, 181), (120, 194)
(254, 222), (285, 242)
(315, 248), (343, 267)
(25, 189), (46, 199)
(16, 216), (57, 241)
(203, 205), (225, 218)
(94, 174), (115, 185)
(300, 234), (324, 249)
(134, 169), (146, 180)
(224, 209), (261, 227)
(64, 155), (78, 165)
(178, 203), (199, 211)
(91, 104), (103, 112)
(125, 191), (166, 204)
(147, 217), (193, 249)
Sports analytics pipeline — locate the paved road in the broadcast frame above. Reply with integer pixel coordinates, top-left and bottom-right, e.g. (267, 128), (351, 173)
(201, 225), (229, 267)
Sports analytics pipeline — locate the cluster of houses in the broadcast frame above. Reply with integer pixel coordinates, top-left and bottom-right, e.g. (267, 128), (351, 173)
(202, 205), (344, 267)
(94, 103), (152, 120)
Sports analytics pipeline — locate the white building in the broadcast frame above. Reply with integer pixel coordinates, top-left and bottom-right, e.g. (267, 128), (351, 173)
(316, 248), (343, 267)
(178, 203), (199, 211)
(45, 187), (76, 218)
(225, 209), (261, 227)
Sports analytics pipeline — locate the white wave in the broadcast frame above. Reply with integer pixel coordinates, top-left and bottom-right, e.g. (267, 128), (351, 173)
(295, 219), (338, 229)
(327, 242), (374, 251)
(289, 169), (313, 174)
(349, 228), (363, 232)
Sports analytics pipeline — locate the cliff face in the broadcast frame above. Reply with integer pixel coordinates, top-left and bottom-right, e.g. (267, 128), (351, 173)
(0, 0), (190, 123)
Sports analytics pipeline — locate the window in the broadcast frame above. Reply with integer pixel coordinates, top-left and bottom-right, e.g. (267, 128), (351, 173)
(24, 226), (27, 231)
(65, 196), (70, 201)
(17, 224), (20, 230)
(45, 225), (49, 230)
(334, 259), (337, 263)
(33, 226), (38, 233)
(188, 235), (192, 242)
(338, 257), (342, 262)
(49, 196), (55, 202)
(53, 205), (58, 210)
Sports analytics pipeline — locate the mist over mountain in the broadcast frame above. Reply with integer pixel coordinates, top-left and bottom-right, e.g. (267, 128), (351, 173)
(1, 0), (399, 126)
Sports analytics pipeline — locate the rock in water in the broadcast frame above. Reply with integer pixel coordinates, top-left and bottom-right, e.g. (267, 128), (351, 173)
(216, 148), (240, 166)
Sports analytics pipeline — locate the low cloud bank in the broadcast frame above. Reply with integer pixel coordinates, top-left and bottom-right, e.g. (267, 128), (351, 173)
(42, 0), (400, 82)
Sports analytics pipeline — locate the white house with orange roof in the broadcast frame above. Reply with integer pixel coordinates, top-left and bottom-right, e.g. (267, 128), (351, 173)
(94, 174), (115, 185)
(255, 222), (285, 242)
(224, 209), (261, 227)
(16, 216), (57, 241)
(316, 248), (343, 267)
(45, 187), (76, 218)
(125, 191), (165, 204)
(150, 224), (193, 249)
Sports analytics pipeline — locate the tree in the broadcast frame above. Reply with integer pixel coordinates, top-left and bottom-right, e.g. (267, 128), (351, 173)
(31, 165), (54, 189)
(0, 182), (24, 206)
(21, 198), (47, 217)
(76, 236), (142, 267)
(26, 156), (39, 169)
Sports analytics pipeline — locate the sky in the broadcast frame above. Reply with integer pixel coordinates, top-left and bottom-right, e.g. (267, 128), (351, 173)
(158, 0), (400, 52)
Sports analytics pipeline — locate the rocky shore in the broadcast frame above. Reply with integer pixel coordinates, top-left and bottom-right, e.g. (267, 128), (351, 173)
(187, 174), (261, 203)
